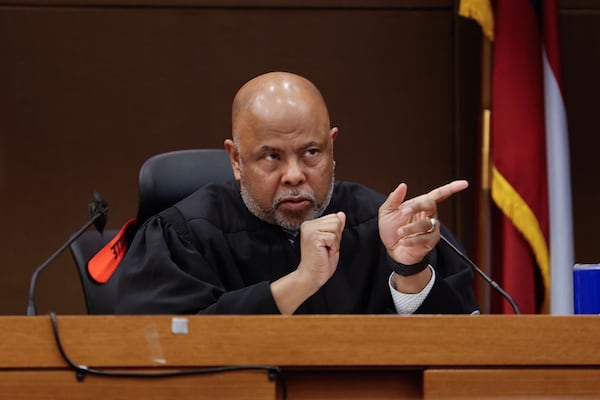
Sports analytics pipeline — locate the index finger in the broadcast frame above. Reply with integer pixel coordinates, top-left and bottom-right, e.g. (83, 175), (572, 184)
(427, 180), (469, 203)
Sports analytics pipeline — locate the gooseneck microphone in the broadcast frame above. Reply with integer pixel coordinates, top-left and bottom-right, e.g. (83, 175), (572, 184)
(439, 233), (521, 315)
(26, 193), (108, 316)
(89, 192), (108, 235)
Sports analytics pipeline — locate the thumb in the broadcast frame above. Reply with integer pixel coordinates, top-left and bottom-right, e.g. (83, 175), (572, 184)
(336, 211), (347, 230)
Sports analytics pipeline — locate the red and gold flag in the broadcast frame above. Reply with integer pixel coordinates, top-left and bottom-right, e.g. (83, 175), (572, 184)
(460, 0), (573, 314)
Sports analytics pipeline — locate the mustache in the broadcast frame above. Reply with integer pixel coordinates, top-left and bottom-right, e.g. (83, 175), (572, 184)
(273, 190), (316, 208)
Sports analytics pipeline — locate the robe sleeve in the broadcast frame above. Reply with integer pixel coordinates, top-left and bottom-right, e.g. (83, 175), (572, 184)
(114, 212), (281, 315)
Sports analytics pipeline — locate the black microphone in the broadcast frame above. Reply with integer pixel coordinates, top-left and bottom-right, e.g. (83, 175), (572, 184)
(89, 192), (108, 235)
(26, 192), (108, 316)
(439, 233), (521, 315)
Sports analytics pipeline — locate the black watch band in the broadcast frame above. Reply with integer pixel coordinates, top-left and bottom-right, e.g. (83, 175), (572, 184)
(388, 253), (431, 276)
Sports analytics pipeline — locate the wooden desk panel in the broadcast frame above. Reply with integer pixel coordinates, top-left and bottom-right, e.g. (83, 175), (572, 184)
(424, 369), (600, 399)
(1, 315), (599, 399)
(0, 370), (275, 400)
(1, 315), (599, 368)
(284, 370), (422, 399)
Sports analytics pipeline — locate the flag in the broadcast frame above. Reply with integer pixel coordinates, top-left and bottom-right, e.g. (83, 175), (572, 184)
(460, 0), (573, 314)
(491, 0), (549, 314)
(458, 0), (494, 41)
(459, 0), (495, 313)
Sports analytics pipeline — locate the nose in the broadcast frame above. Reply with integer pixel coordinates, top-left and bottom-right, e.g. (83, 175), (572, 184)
(281, 158), (305, 186)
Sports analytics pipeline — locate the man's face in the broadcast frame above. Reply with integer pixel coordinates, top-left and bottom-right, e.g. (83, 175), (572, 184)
(233, 108), (337, 231)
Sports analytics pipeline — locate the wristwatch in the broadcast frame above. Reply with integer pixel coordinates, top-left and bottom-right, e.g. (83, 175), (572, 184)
(388, 252), (431, 276)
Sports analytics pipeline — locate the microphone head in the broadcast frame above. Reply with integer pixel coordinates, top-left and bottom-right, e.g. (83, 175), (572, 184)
(89, 192), (108, 235)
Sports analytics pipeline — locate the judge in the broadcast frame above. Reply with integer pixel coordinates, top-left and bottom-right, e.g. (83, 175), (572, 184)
(115, 71), (479, 315)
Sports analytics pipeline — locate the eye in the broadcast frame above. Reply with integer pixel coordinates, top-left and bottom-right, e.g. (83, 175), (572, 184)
(305, 148), (319, 157)
(265, 152), (280, 161)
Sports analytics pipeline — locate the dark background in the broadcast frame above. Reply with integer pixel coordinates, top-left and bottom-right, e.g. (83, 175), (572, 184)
(0, 0), (596, 315)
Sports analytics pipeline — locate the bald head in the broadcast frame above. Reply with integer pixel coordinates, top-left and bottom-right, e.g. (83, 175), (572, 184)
(231, 72), (330, 142)
(224, 72), (338, 230)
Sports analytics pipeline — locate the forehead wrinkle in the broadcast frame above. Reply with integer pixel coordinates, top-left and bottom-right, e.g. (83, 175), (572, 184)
(258, 140), (319, 153)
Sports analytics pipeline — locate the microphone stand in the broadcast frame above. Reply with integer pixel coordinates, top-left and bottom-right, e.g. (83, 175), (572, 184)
(440, 234), (521, 315)
(26, 193), (107, 316)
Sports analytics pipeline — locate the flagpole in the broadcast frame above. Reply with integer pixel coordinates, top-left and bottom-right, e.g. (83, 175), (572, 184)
(476, 35), (493, 314)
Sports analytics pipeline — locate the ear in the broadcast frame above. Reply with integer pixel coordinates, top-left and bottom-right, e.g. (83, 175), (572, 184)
(330, 127), (339, 142)
(223, 139), (241, 180)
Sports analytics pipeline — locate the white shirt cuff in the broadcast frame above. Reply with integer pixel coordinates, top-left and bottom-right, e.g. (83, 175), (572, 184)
(389, 266), (436, 314)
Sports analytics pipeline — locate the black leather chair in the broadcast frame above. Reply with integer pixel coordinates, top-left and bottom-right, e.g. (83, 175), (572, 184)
(136, 148), (234, 225)
(69, 228), (121, 314)
(69, 149), (234, 314)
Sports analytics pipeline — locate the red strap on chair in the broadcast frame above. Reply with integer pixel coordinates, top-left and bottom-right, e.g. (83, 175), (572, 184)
(87, 218), (137, 283)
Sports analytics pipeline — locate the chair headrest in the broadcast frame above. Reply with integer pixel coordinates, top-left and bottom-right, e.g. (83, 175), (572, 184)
(136, 149), (234, 225)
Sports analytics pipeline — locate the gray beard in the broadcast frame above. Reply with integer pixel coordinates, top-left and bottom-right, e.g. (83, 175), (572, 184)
(240, 176), (335, 231)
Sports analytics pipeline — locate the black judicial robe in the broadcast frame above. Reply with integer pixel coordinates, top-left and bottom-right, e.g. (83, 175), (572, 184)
(115, 181), (479, 315)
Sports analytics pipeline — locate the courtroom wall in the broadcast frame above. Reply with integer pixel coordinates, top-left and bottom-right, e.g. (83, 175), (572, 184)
(0, 0), (595, 314)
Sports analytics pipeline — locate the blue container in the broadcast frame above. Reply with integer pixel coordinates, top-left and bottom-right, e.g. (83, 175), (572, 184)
(573, 264), (600, 314)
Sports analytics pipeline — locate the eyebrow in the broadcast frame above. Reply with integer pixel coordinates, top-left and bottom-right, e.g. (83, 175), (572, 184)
(259, 145), (280, 153)
(301, 141), (319, 150)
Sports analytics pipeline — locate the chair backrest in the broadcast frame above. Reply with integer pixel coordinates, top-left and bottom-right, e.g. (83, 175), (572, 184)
(70, 229), (120, 314)
(69, 148), (234, 314)
(136, 148), (234, 225)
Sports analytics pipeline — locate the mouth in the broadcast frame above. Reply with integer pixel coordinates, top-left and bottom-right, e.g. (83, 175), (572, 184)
(278, 196), (311, 211)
